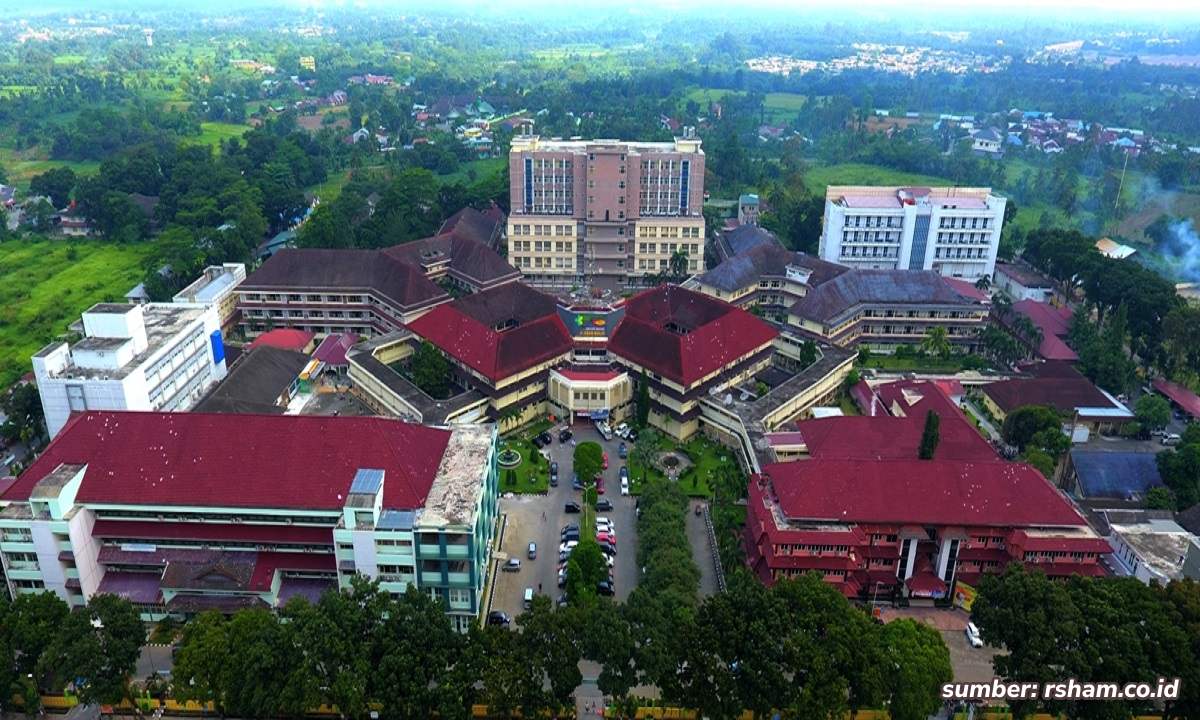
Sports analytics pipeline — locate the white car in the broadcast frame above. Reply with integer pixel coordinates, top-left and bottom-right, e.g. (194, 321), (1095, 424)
(965, 622), (984, 648)
(620, 477), (629, 496)
(558, 540), (578, 554)
(615, 423), (630, 439)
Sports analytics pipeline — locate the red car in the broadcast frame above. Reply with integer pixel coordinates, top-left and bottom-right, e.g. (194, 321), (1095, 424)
(596, 532), (616, 547)
(602, 452), (609, 469)
(596, 477), (605, 494)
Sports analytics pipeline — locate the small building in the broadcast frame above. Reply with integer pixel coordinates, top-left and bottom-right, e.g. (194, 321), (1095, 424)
(247, 328), (316, 354)
(970, 127), (1004, 158)
(1152, 377), (1200, 422)
(1066, 449), (1163, 501)
(1095, 237), (1137, 260)
(994, 260), (1057, 303)
(32, 302), (227, 438)
(737, 194), (761, 226)
(194, 346), (311, 414)
(999, 299), (1078, 362)
(980, 362), (1134, 439)
(1107, 518), (1200, 584)
(172, 263), (247, 331)
(312, 333), (358, 376)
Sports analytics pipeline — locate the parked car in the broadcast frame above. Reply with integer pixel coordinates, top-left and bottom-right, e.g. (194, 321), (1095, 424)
(596, 580), (615, 596)
(619, 466), (628, 480)
(502, 558), (521, 572)
(559, 540), (579, 554)
(618, 442), (627, 459)
(1163, 433), (1183, 446)
(561, 524), (579, 537)
(596, 421), (613, 441)
(596, 477), (605, 494)
(627, 428), (638, 443)
(486, 611), (511, 626)
(598, 541), (616, 557)
(601, 452), (609, 469)
(531, 434), (546, 449)
(596, 532), (616, 548)
(572, 474), (583, 490)
(537, 431), (553, 446)
(615, 423), (630, 439)
(595, 516), (613, 529)
(621, 477), (630, 496)
(965, 622), (984, 648)
(528, 542), (537, 560)
(550, 461), (559, 477)
(557, 594), (569, 608)
(561, 529), (580, 543)
(564, 501), (581, 513)
(596, 499), (613, 511)
(558, 427), (573, 443)
(549, 474), (558, 488)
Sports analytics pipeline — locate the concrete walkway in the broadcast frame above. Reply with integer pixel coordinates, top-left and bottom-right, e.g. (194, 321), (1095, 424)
(686, 499), (720, 597)
(962, 399), (1002, 441)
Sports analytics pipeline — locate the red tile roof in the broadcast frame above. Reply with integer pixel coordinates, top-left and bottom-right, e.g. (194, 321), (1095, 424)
(406, 283), (573, 383)
(249, 551), (336, 591)
(248, 328), (315, 352)
(312, 333), (357, 366)
(90, 520), (334, 545)
(760, 458), (1089, 528)
(3, 412), (452, 511)
(608, 285), (778, 386)
(555, 368), (623, 382)
(1153, 378), (1200, 420)
(1009, 300), (1078, 361)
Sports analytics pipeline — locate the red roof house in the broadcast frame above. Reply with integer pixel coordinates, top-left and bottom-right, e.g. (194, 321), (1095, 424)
(247, 328), (316, 353)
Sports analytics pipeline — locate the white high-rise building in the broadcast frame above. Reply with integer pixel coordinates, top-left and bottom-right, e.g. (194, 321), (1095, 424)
(32, 302), (227, 438)
(818, 186), (1007, 281)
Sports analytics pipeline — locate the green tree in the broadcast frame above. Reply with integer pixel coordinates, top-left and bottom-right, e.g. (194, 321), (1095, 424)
(517, 596), (582, 711)
(1144, 486), (1175, 510)
(1157, 444), (1200, 510)
(918, 410), (940, 460)
(171, 611), (231, 712)
(566, 537), (608, 602)
(373, 587), (469, 719)
(1001, 405), (1062, 450)
(28, 167), (77, 208)
(635, 373), (650, 427)
(881, 620), (953, 720)
(919, 326), (952, 359)
(573, 441), (604, 486)
(667, 249), (690, 280)
(1135, 394), (1172, 431)
(0, 383), (47, 447)
(1021, 448), (1056, 479)
(410, 341), (450, 398)
(40, 594), (144, 705)
(6, 591), (69, 678)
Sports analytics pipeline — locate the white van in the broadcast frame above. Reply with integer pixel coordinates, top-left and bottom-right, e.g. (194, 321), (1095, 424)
(1162, 433), (1182, 446)
(523, 587), (534, 609)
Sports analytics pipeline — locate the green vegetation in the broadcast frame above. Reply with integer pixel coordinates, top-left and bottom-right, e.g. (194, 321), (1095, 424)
(185, 121), (253, 149)
(802, 162), (953, 190)
(0, 238), (163, 387)
(409, 340), (452, 398)
(498, 439), (550, 494)
(859, 352), (984, 374)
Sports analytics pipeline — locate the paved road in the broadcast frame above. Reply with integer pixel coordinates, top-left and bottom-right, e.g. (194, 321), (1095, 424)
(490, 423), (640, 622)
(134, 644), (174, 682)
(686, 499), (719, 597)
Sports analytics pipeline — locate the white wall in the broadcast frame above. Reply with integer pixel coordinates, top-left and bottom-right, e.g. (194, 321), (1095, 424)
(67, 508), (103, 599)
(30, 521), (68, 602)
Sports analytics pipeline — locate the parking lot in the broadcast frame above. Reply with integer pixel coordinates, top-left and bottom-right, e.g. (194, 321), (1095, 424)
(879, 606), (1001, 683)
(488, 423), (641, 623)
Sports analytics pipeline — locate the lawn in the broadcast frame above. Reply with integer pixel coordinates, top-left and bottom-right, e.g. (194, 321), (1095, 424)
(838, 394), (861, 416)
(803, 162), (953, 190)
(0, 148), (101, 189)
(437, 157), (505, 185)
(498, 438), (550, 494)
(184, 122), (253, 150)
(628, 433), (732, 498)
(306, 170), (352, 203)
(763, 92), (808, 123)
(860, 353), (985, 373)
(0, 237), (164, 387)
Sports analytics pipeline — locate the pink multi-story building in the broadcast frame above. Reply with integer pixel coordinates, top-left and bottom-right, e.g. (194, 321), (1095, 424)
(508, 133), (705, 285)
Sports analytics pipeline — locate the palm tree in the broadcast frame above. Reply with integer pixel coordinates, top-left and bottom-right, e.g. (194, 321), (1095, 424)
(920, 326), (952, 359)
(991, 292), (1012, 321)
(974, 274), (991, 292)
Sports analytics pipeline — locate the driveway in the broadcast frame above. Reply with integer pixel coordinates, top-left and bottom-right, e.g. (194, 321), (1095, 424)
(687, 499), (720, 597)
(879, 606), (1001, 684)
(490, 422), (640, 622)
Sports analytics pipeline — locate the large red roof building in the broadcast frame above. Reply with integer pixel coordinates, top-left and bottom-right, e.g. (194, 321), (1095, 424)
(749, 380), (1109, 602)
(0, 412), (499, 632)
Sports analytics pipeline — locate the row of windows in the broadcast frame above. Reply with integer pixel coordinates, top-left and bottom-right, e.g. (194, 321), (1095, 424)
(939, 216), (991, 229)
(934, 247), (988, 259)
(637, 242), (700, 255)
(845, 215), (902, 229)
(1023, 551), (1093, 561)
(515, 256), (574, 270)
(841, 247), (899, 259)
(511, 240), (572, 253)
(935, 232), (993, 245)
(144, 328), (207, 389)
(774, 543), (852, 555)
(529, 158), (573, 171)
(843, 230), (902, 243)
(860, 324), (976, 337)
(243, 293), (368, 305)
(636, 258), (699, 271)
(511, 224), (574, 236)
(636, 226), (702, 239)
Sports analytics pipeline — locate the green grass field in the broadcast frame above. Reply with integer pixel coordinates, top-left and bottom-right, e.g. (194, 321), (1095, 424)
(305, 171), (352, 203)
(763, 92), (808, 123)
(0, 149), (101, 189)
(0, 238), (163, 387)
(437, 157), (505, 185)
(52, 54), (87, 65)
(803, 162), (953, 190)
(185, 122), (253, 150)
